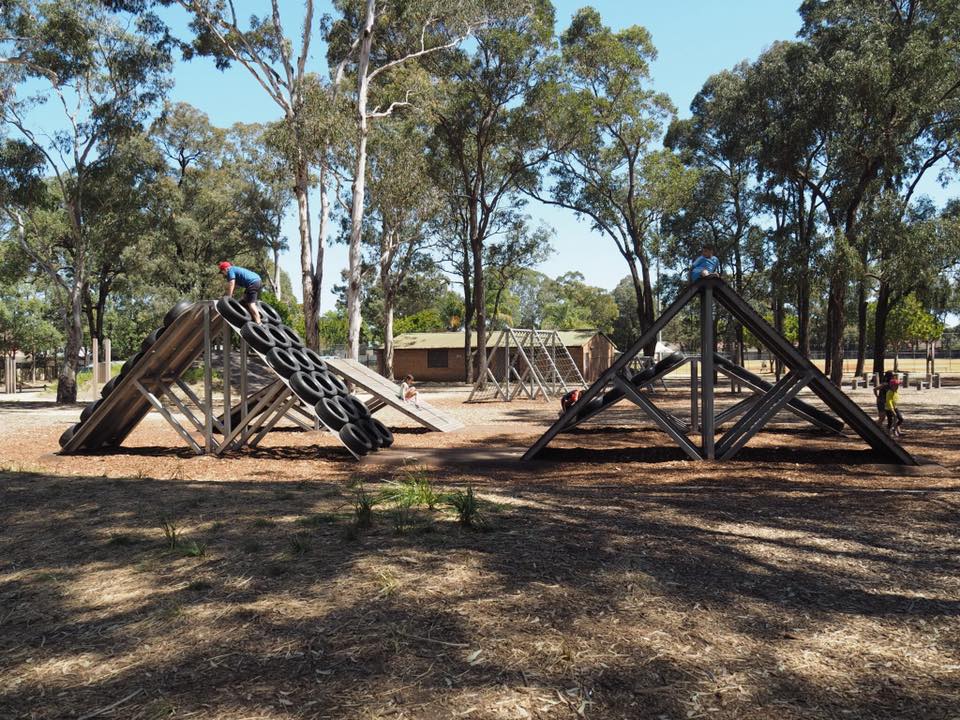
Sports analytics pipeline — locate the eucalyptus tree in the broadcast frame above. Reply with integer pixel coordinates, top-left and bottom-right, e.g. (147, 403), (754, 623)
(364, 116), (440, 379)
(786, 0), (960, 382)
(0, 0), (170, 402)
(535, 8), (696, 355)
(428, 0), (557, 381)
(665, 64), (761, 364)
(167, 0), (331, 347)
(326, 0), (507, 361)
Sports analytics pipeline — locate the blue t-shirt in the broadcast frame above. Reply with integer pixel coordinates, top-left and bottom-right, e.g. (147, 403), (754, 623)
(226, 266), (261, 287)
(690, 255), (720, 282)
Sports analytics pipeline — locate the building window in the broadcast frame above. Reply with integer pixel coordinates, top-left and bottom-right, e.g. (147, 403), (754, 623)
(427, 349), (449, 368)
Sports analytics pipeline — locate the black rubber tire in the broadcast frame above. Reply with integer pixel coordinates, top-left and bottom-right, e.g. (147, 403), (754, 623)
(59, 423), (80, 449)
(140, 326), (165, 353)
(276, 324), (303, 348)
(314, 372), (343, 398)
(217, 296), (250, 327)
(263, 323), (292, 349)
(100, 376), (119, 398)
(342, 395), (371, 421)
(301, 349), (328, 374)
(325, 371), (349, 396)
(257, 300), (282, 325)
(120, 351), (143, 377)
(289, 371), (326, 405)
(340, 422), (374, 455)
(288, 347), (315, 373)
(164, 299), (194, 327)
(315, 396), (350, 430)
(265, 347), (301, 379)
(80, 399), (102, 423)
(362, 417), (393, 448)
(241, 321), (275, 354)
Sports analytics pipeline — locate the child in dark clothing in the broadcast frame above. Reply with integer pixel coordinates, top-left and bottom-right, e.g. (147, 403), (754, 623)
(560, 388), (582, 416)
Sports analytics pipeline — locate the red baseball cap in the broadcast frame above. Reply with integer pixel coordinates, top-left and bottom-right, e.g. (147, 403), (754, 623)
(218, 261), (231, 271)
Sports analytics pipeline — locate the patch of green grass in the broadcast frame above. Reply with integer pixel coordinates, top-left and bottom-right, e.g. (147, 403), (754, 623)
(446, 486), (489, 530)
(286, 533), (310, 558)
(380, 466), (440, 509)
(180, 540), (207, 558)
(158, 516), (180, 549)
(391, 505), (414, 536)
(252, 518), (276, 528)
(354, 484), (376, 529)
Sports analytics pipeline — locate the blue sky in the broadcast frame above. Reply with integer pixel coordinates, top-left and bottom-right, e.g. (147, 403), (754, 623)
(156, 1), (806, 309)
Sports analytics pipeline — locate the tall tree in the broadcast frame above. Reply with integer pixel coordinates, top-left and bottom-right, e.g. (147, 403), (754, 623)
(430, 0), (556, 381)
(0, 1), (170, 402)
(169, 0), (330, 347)
(327, 0), (499, 361)
(534, 8), (696, 356)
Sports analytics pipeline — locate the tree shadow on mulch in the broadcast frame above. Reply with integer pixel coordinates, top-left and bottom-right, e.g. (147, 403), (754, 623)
(1, 462), (958, 719)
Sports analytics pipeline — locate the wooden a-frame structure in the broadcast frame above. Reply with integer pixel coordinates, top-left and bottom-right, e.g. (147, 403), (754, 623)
(468, 328), (585, 402)
(523, 277), (916, 464)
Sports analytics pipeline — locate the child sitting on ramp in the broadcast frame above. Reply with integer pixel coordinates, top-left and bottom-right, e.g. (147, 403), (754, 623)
(399, 375), (421, 409)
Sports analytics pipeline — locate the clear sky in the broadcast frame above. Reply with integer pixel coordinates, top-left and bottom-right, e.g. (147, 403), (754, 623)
(20, 1), (808, 306)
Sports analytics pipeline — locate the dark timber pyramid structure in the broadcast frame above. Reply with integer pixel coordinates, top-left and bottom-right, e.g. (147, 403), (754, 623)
(523, 276), (916, 465)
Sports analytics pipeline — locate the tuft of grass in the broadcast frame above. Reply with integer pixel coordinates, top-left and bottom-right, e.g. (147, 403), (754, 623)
(446, 486), (489, 530)
(391, 504), (414, 536)
(187, 579), (212, 592)
(376, 569), (399, 597)
(252, 518), (276, 528)
(286, 533), (310, 558)
(107, 533), (136, 546)
(180, 540), (207, 558)
(158, 516), (180, 549)
(354, 484), (376, 529)
(381, 466), (439, 509)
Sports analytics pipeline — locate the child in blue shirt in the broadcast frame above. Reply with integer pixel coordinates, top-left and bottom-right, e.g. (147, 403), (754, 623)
(219, 261), (263, 324)
(690, 244), (720, 283)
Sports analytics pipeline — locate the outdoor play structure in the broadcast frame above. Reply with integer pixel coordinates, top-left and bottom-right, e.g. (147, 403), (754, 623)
(524, 276), (917, 465)
(58, 298), (463, 460)
(468, 327), (586, 402)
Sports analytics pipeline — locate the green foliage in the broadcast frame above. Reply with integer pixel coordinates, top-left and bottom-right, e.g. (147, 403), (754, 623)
(158, 516), (180, 549)
(353, 484), (376, 529)
(380, 467), (440, 510)
(446, 486), (488, 530)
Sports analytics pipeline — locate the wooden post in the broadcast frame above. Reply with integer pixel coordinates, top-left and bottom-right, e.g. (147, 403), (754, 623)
(103, 339), (112, 380)
(91, 337), (99, 400)
(701, 287), (715, 460)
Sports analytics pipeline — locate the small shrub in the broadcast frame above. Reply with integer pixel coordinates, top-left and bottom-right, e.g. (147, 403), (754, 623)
(158, 516), (180, 549)
(392, 505), (414, 536)
(286, 533), (310, 558)
(181, 540), (207, 558)
(447, 486), (488, 530)
(354, 484), (376, 529)
(381, 466), (439, 509)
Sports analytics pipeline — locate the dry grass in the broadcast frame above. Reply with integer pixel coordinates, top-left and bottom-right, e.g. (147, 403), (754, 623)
(1, 390), (959, 719)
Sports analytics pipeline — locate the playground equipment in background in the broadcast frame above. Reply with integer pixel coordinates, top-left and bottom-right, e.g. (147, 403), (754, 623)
(59, 299), (463, 460)
(468, 328), (586, 402)
(524, 276), (916, 465)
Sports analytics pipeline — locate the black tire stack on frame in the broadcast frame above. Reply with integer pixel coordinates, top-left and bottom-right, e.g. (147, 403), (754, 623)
(216, 297), (385, 457)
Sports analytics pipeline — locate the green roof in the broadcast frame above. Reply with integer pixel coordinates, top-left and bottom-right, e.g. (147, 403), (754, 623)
(388, 329), (611, 351)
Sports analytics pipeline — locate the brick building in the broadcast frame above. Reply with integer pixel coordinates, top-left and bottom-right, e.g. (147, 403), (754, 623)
(378, 330), (617, 383)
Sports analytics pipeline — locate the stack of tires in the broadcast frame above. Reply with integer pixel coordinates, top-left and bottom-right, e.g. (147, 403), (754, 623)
(216, 297), (391, 457)
(60, 299), (195, 450)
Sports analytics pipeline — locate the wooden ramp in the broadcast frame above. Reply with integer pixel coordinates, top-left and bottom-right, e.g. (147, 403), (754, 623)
(325, 358), (465, 433)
